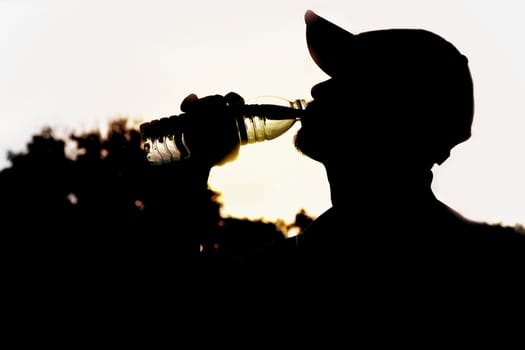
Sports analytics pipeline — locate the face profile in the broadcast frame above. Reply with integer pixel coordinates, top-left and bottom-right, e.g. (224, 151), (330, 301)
(296, 10), (475, 170)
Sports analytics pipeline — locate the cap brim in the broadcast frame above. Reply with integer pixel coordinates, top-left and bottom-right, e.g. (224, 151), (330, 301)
(305, 10), (355, 77)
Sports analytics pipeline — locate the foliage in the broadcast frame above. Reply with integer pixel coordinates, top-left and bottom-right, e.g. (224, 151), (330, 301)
(0, 119), (314, 264)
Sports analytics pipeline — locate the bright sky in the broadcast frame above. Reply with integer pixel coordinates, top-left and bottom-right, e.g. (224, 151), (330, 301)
(1, 0), (524, 227)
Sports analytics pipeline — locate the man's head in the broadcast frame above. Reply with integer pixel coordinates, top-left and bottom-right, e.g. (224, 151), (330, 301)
(295, 10), (474, 170)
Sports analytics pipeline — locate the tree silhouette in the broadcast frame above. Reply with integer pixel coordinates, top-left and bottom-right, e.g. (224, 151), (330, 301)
(0, 119), (316, 276)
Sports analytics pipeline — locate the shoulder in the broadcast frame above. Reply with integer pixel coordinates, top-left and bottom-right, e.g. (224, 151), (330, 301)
(461, 221), (525, 258)
(288, 207), (525, 268)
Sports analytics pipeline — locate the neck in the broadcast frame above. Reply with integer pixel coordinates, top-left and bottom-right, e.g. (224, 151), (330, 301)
(328, 166), (435, 212)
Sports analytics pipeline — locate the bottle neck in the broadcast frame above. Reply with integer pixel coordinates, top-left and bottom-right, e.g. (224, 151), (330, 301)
(241, 102), (305, 121)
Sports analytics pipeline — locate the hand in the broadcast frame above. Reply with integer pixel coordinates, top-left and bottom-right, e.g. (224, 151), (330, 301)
(180, 92), (245, 167)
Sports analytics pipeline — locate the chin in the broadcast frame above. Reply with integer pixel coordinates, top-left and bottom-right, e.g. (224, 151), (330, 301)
(293, 129), (324, 162)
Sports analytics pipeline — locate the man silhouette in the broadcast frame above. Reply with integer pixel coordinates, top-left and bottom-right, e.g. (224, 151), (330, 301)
(289, 10), (525, 273)
(178, 10), (524, 273)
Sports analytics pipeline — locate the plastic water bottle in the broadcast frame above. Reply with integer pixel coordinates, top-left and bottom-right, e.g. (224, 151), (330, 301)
(140, 96), (308, 164)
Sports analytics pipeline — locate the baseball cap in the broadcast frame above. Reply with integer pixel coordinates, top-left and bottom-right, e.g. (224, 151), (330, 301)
(304, 9), (469, 78)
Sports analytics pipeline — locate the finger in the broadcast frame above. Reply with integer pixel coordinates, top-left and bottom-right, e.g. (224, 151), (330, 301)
(224, 92), (245, 107)
(180, 93), (199, 112)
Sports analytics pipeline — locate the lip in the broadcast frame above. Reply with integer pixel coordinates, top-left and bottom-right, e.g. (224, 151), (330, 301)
(301, 100), (317, 123)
